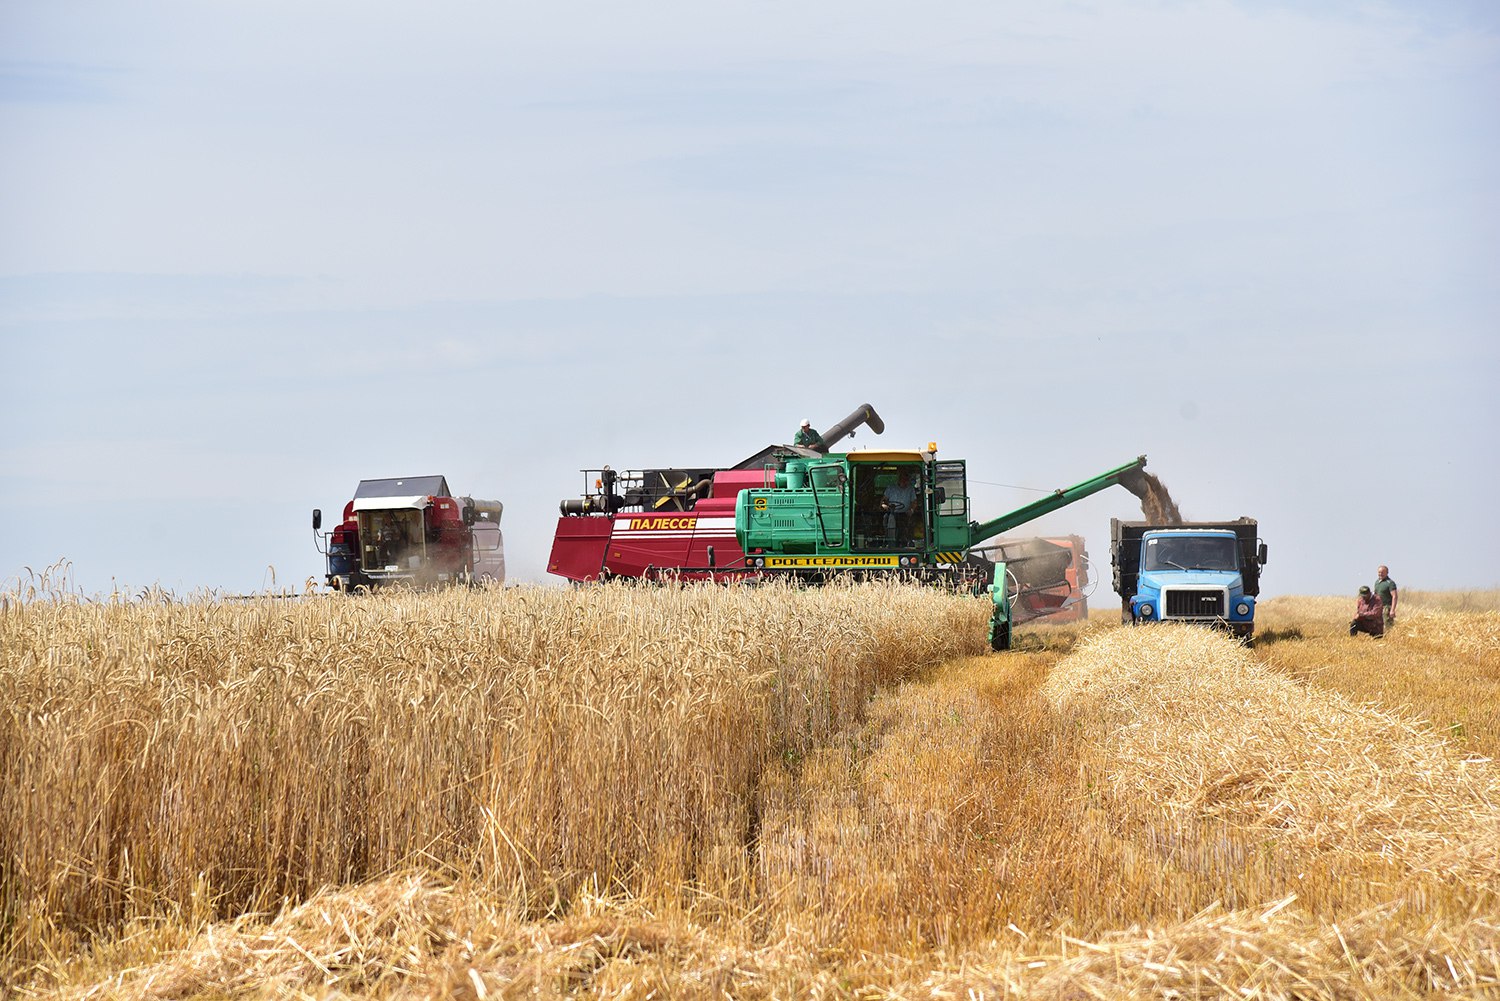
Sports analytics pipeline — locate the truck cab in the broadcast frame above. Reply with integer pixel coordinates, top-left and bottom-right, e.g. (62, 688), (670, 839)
(1111, 519), (1267, 640)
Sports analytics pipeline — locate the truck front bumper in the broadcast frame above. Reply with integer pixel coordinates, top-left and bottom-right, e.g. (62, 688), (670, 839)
(1148, 616), (1254, 640)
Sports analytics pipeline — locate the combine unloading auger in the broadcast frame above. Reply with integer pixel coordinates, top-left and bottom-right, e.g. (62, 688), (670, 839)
(962, 457), (1148, 545)
(809, 404), (886, 454)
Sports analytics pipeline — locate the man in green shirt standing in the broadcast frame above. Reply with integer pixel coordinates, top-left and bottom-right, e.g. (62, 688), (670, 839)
(1373, 565), (1398, 628)
(794, 419), (823, 448)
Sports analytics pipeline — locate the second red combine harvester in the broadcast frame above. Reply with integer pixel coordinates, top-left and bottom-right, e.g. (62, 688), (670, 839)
(547, 405), (1144, 640)
(314, 475), (505, 590)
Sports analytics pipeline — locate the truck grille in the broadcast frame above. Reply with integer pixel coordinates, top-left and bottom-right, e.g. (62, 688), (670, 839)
(1164, 589), (1225, 618)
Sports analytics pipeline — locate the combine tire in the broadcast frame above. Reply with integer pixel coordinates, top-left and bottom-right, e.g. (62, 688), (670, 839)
(990, 621), (1012, 652)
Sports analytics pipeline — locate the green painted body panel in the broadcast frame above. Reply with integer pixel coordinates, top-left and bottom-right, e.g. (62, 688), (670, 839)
(736, 454), (936, 560)
(733, 453), (1147, 571)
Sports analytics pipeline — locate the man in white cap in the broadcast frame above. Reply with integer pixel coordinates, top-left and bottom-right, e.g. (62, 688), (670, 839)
(793, 419), (822, 448)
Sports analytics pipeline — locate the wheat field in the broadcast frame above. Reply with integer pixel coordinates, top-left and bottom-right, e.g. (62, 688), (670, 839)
(2, 577), (1496, 999)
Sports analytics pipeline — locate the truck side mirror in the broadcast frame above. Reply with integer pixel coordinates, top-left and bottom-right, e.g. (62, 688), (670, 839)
(313, 509), (322, 531)
(463, 503), (476, 526)
(1258, 542), (1268, 565)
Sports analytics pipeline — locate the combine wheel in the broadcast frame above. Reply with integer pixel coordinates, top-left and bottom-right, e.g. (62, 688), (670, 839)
(989, 620), (1011, 652)
(987, 560), (1015, 652)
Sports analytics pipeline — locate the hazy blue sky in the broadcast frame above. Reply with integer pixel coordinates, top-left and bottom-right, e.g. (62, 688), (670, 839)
(3, 0), (1496, 597)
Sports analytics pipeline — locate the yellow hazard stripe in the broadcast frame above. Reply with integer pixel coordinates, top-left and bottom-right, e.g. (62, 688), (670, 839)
(937, 552), (964, 564)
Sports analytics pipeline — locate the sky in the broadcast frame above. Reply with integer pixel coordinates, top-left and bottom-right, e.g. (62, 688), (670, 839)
(2, 0), (1497, 598)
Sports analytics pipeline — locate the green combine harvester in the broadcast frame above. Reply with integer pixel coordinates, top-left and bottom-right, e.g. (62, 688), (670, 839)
(734, 449), (1150, 650)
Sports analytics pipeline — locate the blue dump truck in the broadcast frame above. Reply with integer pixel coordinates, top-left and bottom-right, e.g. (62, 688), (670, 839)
(1110, 518), (1268, 642)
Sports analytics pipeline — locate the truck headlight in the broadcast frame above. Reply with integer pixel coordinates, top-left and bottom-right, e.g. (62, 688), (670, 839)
(1139, 603), (1154, 618)
(1236, 602), (1250, 616)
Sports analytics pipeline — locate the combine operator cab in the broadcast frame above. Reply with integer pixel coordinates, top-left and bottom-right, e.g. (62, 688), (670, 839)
(735, 448), (974, 576)
(849, 461), (922, 550)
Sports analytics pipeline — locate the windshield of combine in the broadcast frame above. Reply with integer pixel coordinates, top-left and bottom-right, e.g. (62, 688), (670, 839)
(359, 508), (425, 571)
(850, 464), (924, 550)
(1145, 536), (1238, 572)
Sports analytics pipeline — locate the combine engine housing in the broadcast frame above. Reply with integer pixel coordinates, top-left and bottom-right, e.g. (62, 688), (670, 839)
(550, 467), (761, 581)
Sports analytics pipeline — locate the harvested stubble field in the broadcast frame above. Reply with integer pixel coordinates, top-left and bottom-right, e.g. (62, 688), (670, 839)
(2, 581), (1497, 999)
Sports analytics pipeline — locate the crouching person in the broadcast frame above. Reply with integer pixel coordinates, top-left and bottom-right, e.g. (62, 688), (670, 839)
(1350, 584), (1384, 637)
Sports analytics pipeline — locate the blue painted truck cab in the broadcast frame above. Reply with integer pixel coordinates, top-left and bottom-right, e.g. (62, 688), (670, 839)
(1110, 518), (1267, 641)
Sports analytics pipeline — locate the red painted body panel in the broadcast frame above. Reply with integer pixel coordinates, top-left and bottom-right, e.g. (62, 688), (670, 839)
(547, 516), (613, 581)
(549, 469), (759, 582)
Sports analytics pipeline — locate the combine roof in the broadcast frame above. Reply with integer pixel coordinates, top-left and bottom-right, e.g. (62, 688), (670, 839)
(352, 475), (451, 511)
(845, 449), (926, 463)
(354, 475), (450, 499)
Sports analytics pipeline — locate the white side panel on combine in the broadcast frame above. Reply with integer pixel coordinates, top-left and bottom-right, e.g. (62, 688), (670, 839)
(352, 495), (430, 511)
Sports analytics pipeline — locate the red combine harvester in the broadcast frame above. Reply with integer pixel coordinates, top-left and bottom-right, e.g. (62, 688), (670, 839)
(547, 405), (887, 583)
(313, 475), (504, 590)
(547, 407), (1098, 624)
